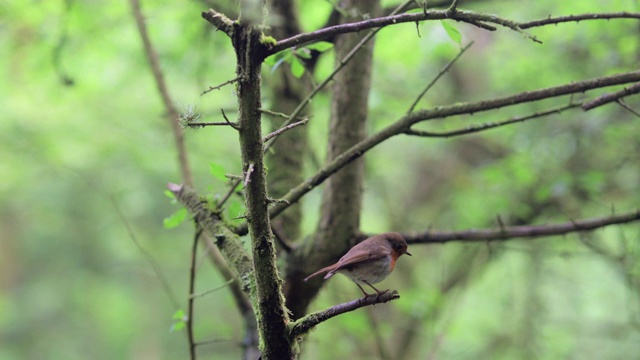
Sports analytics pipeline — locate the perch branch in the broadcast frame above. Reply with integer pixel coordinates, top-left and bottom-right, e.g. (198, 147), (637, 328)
(288, 291), (400, 340)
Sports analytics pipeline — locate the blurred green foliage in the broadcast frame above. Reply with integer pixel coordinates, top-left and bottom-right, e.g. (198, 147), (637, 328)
(1, 0), (640, 359)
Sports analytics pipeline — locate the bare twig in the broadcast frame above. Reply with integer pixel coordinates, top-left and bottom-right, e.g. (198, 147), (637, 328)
(519, 12), (640, 29)
(407, 41), (474, 114)
(130, 0), (193, 186)
(260, 108), (307, 120)
(582, 82), (640, 110)
(402, 209), (640, 243)
(263, 118), (309, 142)
(288, 291), (400, 340)
(617, 100), (640, 118)
(405, 102), (581, 137)
(190, 279), (235, 299)
(215, 179), (242, 211)
(221, 108), (240, 130)
(201, 76), (241, 95)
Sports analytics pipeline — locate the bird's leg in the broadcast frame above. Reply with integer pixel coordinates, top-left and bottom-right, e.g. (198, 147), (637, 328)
(364, 281), (389, 296)
(356, 283), (372, 297)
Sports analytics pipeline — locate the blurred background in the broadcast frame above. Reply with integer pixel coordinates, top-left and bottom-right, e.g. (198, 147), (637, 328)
(2, 0), (640, 359)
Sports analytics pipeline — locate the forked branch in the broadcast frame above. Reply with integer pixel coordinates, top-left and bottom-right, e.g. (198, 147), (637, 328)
(232, 69), (640, 236)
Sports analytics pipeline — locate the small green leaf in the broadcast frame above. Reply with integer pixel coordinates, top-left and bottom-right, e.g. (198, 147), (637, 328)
(290, 57), (305, 78)
(305, 41), (333, 52)
(209, 162), (227, 181)
(441, 20), (462, 46)
(172, 309), (186, 320)
(171, 322), (186, 332)
(163, 208), (187, 229)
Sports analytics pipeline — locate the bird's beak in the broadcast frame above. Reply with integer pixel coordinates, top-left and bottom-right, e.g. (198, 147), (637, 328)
(405, 250), (412, 256)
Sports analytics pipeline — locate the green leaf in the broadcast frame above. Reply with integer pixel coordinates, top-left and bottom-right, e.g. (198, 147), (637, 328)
(290, 57), (305, 78)
(209, 162), (227, 181)
(305, 41), (333, 52)
(163, 208), (187, 229)
(172, 309), (186, 320)
(441, 20), (462, 46)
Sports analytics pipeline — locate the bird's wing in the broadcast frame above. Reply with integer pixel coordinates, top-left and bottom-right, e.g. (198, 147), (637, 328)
(333, 239), (391, 270)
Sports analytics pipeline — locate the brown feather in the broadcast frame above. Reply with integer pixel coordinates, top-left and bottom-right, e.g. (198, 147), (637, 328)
(303, 233), (397, 281)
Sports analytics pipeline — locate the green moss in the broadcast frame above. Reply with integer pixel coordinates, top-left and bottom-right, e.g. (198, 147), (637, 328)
(260, 33), (277, 47)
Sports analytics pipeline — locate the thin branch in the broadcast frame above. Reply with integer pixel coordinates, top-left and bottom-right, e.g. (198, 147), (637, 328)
(230, 70), (640, 235)
(259, 108), (308, 120)
(407, 41), (474, 114)
(190, 279), (235, 299)
(617, 100), (640, 118)
(263, 1), (413, 153)
(221, 108), (240, 130)
(288, 291), (400, 340)
(582, 82), (640, 110)
(263, 118), (309, 142)
(519, 12), (640, 29)
(187, 227), (202, 360)
(201, 76), (241, 95)
(402, 209), (640, 243)
(405, 102), (581, 137)
(215, 179), (242, 211)
(130, 0), (193, 186)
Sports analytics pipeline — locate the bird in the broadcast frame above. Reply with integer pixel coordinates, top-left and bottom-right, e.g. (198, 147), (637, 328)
(304, 232), (411, 296)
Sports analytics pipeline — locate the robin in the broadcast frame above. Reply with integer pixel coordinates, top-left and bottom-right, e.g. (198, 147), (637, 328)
(304, 232), (411, 296)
